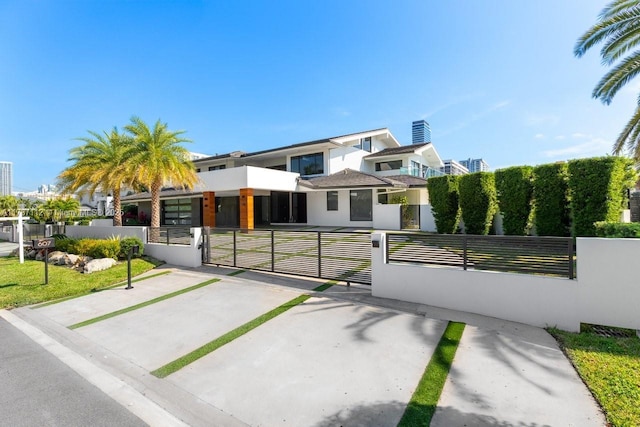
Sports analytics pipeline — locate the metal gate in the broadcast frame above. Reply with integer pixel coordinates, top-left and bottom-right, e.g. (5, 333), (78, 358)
(204, 228), (372, 285)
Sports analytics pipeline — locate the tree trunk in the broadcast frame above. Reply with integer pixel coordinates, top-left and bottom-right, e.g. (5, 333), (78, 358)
(112, 190), (122, 227)
(149, 180), (162, 242)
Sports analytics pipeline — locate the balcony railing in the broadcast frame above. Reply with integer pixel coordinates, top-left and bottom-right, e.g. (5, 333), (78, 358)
(398, 166), (445, 178)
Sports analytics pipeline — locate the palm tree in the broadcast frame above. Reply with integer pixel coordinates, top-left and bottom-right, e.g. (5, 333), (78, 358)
(0, 195), (18, 216)
(57, 128), (133, 226)
(575, 0), (640, 158)
(124, 116), (198, 229)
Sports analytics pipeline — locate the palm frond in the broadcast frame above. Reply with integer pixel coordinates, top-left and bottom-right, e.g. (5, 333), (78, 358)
(575, 6), (640, 57)
(614, 104), (640, 153)
(592, 49), (640, 103)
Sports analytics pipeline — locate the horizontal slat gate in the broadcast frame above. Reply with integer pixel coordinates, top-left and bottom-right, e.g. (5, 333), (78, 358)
(387, 233), (574, 279)
(207, 228), (371, 284)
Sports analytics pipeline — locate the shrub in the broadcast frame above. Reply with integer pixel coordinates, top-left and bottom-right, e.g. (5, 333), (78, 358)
(53, 235), (75, 253)
(568, 157), (636, 237)
(66, 238), (120, 260)
(594, 221), (640, 238)
(118, 236), (144, 259)
(427, 175), (461, 234)
(495, 166), (534, 235)
(459, 172), (498, 235)
(532, 163), (571, 236)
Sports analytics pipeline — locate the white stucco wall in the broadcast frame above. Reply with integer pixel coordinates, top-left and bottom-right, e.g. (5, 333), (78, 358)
(371, 233), (640, 332)
(373, 204), (400, 230)
(198, 166), (299, 192)
(306, 190), (373, 228)
(577, 238), (640, 330)
(65, 226), (147, 241)
(328, 146), (369, 174)
(420, 205), (437, 232)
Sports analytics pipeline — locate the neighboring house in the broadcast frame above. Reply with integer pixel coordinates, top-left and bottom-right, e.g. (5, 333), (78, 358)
(441, 159), (470, 176)
(121, 128), (445, 230)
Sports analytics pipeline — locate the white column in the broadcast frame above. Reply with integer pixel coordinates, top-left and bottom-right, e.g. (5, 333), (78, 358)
(18, 212), (24, 264)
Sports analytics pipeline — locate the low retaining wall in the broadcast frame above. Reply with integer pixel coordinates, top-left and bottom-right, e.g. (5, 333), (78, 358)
(371, 233), (640, 332)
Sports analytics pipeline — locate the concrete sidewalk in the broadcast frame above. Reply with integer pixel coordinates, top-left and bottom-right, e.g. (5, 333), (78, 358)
(2, 266), (606, 426)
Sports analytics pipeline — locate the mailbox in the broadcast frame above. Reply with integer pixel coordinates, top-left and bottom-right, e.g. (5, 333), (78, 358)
(32, 238), (55, 249)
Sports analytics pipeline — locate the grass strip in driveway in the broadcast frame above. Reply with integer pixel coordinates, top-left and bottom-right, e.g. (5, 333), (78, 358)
(68, 278), (219, 330)
(151, 281), (335, 378)
(398, 321), (465, 427)
(226, 269), (246, 276)
(32, 271), (172, 309)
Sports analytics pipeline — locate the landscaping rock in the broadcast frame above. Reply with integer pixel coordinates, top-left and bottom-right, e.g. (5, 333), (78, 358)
(27, 249), (37, 259)
(47, 251), (66, 264)
(83, 258), (116, 274)
(66, 254), (79, 266)
(35, 250), (45, 261)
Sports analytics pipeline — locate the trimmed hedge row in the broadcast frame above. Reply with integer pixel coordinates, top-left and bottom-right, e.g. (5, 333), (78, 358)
(53, 235), (145, 260)
(495, 166), (533, 235)
(594, 221), (640, 238)
(426, 175), (461, 233)
(428, 157), (636, 237)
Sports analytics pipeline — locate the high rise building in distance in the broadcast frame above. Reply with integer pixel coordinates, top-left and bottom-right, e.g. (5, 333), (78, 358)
(459, 158), (490, 173)
(0, 161), (12, 196)
(412, 120), (431, 144)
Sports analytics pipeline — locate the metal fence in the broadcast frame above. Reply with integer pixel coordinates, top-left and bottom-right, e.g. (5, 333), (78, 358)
(21, 224), (65, 241)
(205, 228), (372, 284)
(148, 227), (192, 245)
(386, 233), (575, 279)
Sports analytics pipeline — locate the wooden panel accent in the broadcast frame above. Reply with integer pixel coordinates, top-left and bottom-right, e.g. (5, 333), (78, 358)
(203, 191), (216, 227)
(239, 188), (254, 230)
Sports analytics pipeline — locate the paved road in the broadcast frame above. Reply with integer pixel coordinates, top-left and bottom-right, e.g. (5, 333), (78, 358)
(0, 317), (147, 427)
(0, 241), (18, 257)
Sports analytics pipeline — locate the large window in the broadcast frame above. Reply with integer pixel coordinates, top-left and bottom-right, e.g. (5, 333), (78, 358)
(375, 160), (403, 171)
(162, 198), (192, 225)
(411, 161), (421, 177)
(355, 137), (372, 152)
(291, 152), (324, 176)
(208, 165), (226, 171)
(327, 191), (338, 211)
(350, 190), (372, 221)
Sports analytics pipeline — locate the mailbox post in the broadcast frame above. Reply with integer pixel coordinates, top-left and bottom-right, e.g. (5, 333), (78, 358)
(125, 245), (140, 290)
(32, 238), (55, 285)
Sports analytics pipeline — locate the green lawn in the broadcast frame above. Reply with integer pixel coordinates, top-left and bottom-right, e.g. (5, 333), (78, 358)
(549, 327), (640, 427)
(0, 256), (160, 309)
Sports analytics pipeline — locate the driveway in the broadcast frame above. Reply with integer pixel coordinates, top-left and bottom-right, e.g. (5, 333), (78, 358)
(1, 266), (606, 426)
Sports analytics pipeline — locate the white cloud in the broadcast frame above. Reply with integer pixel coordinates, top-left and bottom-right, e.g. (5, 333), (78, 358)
(542, 137), (611, 158)
(534, 133), (545, 139)
(420, 92), (484, 119)
(554, 135), (566, 140)
(571, 132), (590, 139)
(435, 100), (511, 137)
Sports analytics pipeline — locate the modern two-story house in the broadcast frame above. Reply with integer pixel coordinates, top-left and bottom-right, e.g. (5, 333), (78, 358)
(121, 128), (444, 230)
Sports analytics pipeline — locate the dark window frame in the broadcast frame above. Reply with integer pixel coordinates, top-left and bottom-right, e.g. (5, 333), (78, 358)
(327, 191), (338, 211)
(350, 189), (372, 221)
(290, 152), (324, 176)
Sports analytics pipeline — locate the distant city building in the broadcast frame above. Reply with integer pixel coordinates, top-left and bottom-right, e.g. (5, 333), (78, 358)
(441, 160), (470, 176)
(412, 120), (431, 144)
(0, 161), (12, 196)
(459, 158), (490, 172)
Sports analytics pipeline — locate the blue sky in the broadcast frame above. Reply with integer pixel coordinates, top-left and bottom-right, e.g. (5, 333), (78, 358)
(0, 1), (634, 192)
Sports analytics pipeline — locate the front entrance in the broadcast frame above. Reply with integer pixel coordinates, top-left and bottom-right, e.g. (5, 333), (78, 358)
(269, 191), (307, 224)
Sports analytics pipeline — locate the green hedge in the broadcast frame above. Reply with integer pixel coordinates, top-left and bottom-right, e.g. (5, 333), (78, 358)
(119, 236), (144, 259)
(495, 166), (534, 235)
(594, 221), (640, 238)
(459, 172), (498, 235)
(567, 157), (636, 237)
(427, 175), (461, 233)
(532, 163), (571, 236)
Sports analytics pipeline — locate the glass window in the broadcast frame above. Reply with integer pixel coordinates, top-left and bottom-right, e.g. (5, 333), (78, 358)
(375, 160), (403, 171)
(208, 165), (226, 171)
(162, 198), (192, 225)
(411, 161), (421, 177)
(327, 191), (338, 211)
(291, 152), (324, 175)
(355, 137), (372, 152)
(350, 190), (372, 221)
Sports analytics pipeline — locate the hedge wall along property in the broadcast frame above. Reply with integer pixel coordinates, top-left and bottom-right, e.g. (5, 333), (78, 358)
(495, 166), (534, 235)
(568, 157), (636, 237)
(427, 175), (461, 234)
(459, 172), (498, 235)
(532, 163), (571, 237)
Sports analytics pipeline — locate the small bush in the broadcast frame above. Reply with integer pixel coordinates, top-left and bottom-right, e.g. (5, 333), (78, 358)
(66, 238), (120, 260)
(54, 236), (77, 253)
(459, 172), (498, 235)
(594, 222), (640, 238)
(119, 236), (144, 259)
(427, 175), (461, 234)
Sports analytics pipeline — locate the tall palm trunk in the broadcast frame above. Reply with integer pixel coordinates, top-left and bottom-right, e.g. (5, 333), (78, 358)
(149, 179), (162, 242)
(112, 190), (122, 226)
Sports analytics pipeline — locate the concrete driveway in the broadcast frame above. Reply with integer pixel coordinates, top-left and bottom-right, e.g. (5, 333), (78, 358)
(1, 266), (606, 426)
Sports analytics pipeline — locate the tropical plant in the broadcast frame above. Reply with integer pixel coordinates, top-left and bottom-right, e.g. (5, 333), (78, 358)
(575, 0), (640, 158)
(0, 195), (19, 216)
(124, 116), (198, 229)
(427, 175), (461, 234)
(57, 127), (133, 226)
(495, 166), (534, 235)
(458, 172), (498, 235)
